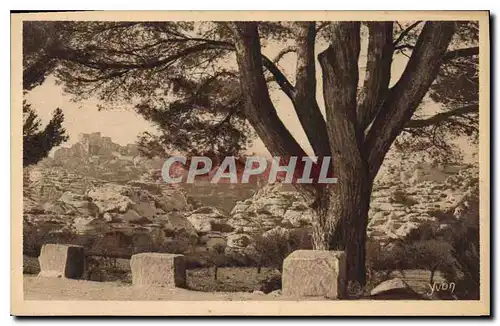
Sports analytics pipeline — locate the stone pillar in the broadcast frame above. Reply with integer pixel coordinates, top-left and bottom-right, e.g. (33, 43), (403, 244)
(38, 244), (85, 279)
(282, 250), (346, 299)
(130, 253), (186, 288)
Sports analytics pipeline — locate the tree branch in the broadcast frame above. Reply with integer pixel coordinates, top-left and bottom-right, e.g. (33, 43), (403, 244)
(405, 104), (478, 128)
(293, 22), (331, 156)
(365, 21), (456, 179)
(272, 45), (296, 64)
(56, 42), (229, 71)
(357, 22), (394, 132)
(444, 46), (479, 61)
(319, 22), (365, 176)
(261, 55), (295, 100)
(230, 22), (317, 200)
(316, 22), (331, 33)
(57, 35), (298, 107)
(393, 21), (422, 46)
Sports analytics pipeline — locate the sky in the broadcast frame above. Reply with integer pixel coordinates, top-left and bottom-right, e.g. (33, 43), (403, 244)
(25, 76), (155, 150)
(24, 24), (475, 161)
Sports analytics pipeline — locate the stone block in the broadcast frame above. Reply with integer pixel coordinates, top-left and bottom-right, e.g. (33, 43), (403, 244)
(282, 250), (346, 299)
(130, 253), (186, 288)
(38, 244), (85, 279)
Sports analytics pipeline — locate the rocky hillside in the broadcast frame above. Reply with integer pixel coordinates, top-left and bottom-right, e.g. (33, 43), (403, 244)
(368, 161), (478, 241)
(228, 183), (313, 234)
(45, 132), (164, 183)
(226, 161), (479, 245)
(23, 133), (257, 256)
(23, 133), (479, 259)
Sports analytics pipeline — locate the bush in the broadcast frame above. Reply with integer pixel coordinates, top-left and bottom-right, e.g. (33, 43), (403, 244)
(252, 233), (290, 271)
(366, 240), (407, 280)
(83, 256), (131, 282)
(444, 194), (480, 299)
(23, 255), (40, 274)
(89, 231), (133, 257)
(288, 228), (314, 250)
(23, 224), (83, 257)
(210, 222), (234, 233)
(258, 273), (282, 293)
(398, 184), (480, 299)
(405, 240), (456, 283)
(404, 221), (442, 242)
(251, 227), (313, 271)
(158, 239), (192, 254)
(209, 243), (227, 280)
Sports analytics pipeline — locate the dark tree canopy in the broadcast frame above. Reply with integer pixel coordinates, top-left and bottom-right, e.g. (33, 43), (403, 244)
(23, 22), (70, 166)
(396, 21), (479, 162)
(23, 101), (68, 167)
(26, 21), (479, 162)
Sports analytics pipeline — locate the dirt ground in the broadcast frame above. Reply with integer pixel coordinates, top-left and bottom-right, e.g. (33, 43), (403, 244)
(23, 266), (441, 301)
(23, 275), (312, 301)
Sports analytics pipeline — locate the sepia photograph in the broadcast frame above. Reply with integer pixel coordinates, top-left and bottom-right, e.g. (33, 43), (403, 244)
(10, 11), (490, 316)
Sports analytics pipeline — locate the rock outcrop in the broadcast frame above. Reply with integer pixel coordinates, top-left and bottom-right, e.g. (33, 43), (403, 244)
(369, 278), (423, 299)
(228, 183), (313, 234)
(226, 162), (479, 247)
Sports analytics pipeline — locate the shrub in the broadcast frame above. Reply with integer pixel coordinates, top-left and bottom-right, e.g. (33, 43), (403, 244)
(209, 243), (227, 280)
(405, 239), (456, 283)
(83, 255), (131, 282)
(366, 240), (407, 280)
(404, 221), (441, 242)
(444, 193), (480, 299)
(252, 233), (290, 271)
(184, 252), (213, 269)
(89, 231), (133, 257)
(251, 227), (313, 271)
(23, 255), (40, 274)
(401, 184), (480, 299)
(23, 223), (44, 257)
(158, 239), (192, 254)
(23, 224), (82, 257)
(258, 273), (282, 293)
(288, 228), (313, 250)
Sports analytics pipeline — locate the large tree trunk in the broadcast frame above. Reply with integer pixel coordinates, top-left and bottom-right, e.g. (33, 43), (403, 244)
(311, 174), (373, 286)
(316, 22), (372, 286)
(336, 176), (372, 286)
(231, 21), (456, 289)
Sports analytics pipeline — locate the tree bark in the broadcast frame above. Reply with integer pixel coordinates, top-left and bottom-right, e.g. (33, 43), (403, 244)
(230, 22), (318, 201)
(317, 22), (374, 286)
(293, 22), (331, 157)
(310, 176), (373, 286)
(366, 22), (456, 179)
(357, 22), (394, 132)
(311, 187), (338, 250)
(338, 177), (372, 286)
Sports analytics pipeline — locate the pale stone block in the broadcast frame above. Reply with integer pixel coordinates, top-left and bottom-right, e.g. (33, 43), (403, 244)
(282, 250), (346, 299)
(130, 253), (186, 288)
(38, 244), (85, 279)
